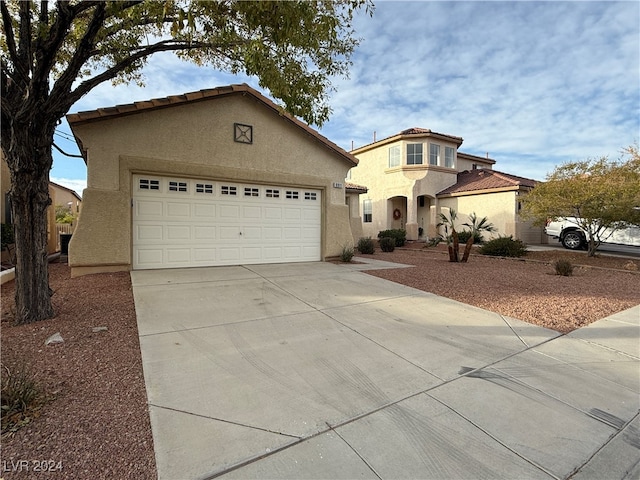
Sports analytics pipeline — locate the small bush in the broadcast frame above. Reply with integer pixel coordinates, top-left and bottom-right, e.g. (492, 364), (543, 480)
(377, 229), (406, 247)
(457, 230), (483, 245)
(357, 237), (375, 254)
(1, 363), (44, 435)
(479, 236), (528, 257)
(340, 245), (354, 263)
(554, 259), (574, 276)
(379, 237), (395, 252)
(426, 237), (442, 247)
(1, 223), (14, 248)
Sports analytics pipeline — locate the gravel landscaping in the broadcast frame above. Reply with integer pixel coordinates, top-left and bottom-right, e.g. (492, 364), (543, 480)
(1, 246), (638, 479)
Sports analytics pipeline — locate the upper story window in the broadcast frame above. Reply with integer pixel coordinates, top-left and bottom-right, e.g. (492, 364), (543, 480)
(406, 144), (423, 165)
(429, 144), (440, 166)
(388, 146), (401, 168)
(363, 199), (372, 223)
(445, 146), (455, 168)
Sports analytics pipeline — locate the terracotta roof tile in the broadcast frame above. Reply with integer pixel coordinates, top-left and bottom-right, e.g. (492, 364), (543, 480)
(437, 169), (537, 196)
(345, 182), (368, 193)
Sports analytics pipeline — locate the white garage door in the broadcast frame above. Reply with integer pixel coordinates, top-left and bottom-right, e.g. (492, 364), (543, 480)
(132, 175), (321, 269)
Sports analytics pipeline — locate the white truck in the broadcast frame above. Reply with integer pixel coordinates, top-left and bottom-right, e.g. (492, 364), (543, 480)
(544, 217), (640, 250)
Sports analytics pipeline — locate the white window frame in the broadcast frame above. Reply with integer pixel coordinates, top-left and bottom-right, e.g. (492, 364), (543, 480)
(445, 146), (455, 168)
(406, 143), (423, 165)
(429, 144), (440, 166)
(388, 145), (401, 168)
(363, 199), (372, 223)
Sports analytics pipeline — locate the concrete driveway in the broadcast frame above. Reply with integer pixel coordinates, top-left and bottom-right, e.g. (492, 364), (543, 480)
(131, 259), (640, 480)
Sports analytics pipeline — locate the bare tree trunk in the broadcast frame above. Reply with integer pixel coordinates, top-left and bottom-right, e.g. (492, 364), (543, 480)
(461, 237), (474, 263)
(451, 229), (460, 262)
(4, 124), (56, 323)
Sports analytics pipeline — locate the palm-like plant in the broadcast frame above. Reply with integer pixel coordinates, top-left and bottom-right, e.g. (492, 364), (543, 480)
(436, 209), (460, 262)
(461, 213), (496, 262)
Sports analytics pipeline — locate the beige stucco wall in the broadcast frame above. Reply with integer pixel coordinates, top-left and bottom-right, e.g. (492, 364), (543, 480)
(438, 189), (544, 243)
(1, 153), (10, 224)
(68, 94), (353, 274)
(51, 184), (82, 215)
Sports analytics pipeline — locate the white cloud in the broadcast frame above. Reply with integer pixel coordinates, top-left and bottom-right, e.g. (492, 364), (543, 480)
(50, 177), (87, 197)
(51, 1), (639, 183)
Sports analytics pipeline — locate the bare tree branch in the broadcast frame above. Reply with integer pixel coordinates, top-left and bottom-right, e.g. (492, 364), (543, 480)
(17, 1), (33, 77)
(66, 39), (231, 106)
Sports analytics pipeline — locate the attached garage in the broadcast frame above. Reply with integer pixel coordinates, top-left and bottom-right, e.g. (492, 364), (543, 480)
(132, 175), (321, 269)
(66, 84), (356, 276)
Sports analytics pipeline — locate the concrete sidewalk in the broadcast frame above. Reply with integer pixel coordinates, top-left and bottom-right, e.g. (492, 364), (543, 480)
(131, 260), (640, 480)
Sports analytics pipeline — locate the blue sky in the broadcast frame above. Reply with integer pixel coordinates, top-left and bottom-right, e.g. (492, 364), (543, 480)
(51, 1), (640, 195)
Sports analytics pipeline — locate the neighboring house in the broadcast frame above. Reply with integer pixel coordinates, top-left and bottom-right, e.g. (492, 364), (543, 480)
(349, 127), (543, 242)
(50, 181), (82, 216)
(437, 169), (543, 244)
(66, 84), (358, 277)
(0, 152), (60, 257)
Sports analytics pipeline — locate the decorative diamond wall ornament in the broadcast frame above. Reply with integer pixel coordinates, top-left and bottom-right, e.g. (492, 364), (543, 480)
(234, 123), (253, 144)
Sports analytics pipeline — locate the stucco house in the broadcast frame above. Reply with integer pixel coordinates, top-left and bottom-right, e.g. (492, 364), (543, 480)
(66, 84), (358, 276)
(348, 127), (543, 243)
(1, 152), (59, 259)
(50, 181), (82, 217)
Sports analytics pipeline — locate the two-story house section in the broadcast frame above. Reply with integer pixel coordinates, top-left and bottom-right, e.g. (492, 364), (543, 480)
(349, 127), (495, 240)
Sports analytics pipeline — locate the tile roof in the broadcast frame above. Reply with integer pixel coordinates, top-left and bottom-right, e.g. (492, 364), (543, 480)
(351, 127), (464, 153)
(345, 182), (368, 193)
(49, 181), (82, 201)
(437, 168), (537, 196)
(66, 83), (358, 167)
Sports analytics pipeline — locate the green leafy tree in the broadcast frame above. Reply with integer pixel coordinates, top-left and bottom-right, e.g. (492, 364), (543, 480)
(54, 205), (75, 224)
(1, 0), (373, 323)
(460, 213), (496, 263)
(521, 145), (640, 256)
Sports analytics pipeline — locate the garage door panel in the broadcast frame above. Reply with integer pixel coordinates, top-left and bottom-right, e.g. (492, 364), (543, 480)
(167, 202), (191, 218)
(136, 199), (164, 217)
(242, 247), (262, 261)
(220, 205), (240, 218)
(219, 248), (241, 261)
(264, 207), (282, 220)
(136, 224), (164, 241)
(243, 226), (262, 240)
(166, 225), (191, 240)
(264, 246), (283, 260)
(242, 206), (262, 219)
(194, 204), (216, 218)
(133, 175), (321, 269)
(166, 248), (190, 264)
(137, 248), (164, 266)
(264, 227), (283, 240)
(220, 226), (240, 240)
(283, 227), (301, 240)
(194, 226), (216, 240)
(193, 248), (216, 262)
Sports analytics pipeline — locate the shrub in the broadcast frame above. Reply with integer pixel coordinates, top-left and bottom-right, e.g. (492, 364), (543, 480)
(1, 363), (44, 435)
(554, 259), (574, 276)
(379, 237), (395, 252)
(340, 245), (354, 263)
(457, 230), (483, 245)
(479, 236), (528, 257)
(357, 237), (375, 254)
(377, 229), (406, 247)
(1, 223), (14, 248)
(426, 237), (442, 247)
